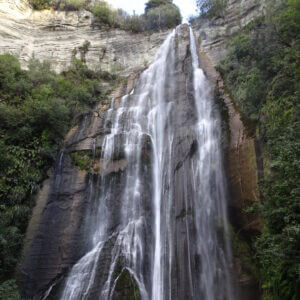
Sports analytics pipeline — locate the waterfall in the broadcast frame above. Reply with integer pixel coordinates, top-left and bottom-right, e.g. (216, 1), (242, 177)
(59, 25), (234, 300)
(189, 27), (234, 300)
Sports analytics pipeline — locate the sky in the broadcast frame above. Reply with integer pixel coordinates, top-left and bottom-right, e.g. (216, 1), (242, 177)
(106, 0), (197, 22)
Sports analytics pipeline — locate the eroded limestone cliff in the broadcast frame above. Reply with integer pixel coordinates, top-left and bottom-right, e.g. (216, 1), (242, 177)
(20, 24), (223, 300)
(0, 1), (267, 299)
(0, 0), (169, 75)
(193, 0), (268, 64)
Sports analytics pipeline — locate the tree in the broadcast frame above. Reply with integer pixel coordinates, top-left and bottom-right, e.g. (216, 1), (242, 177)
(145, 0), (173, 13)
(144, 0), (181, 30)
(196, 0), (228, 17)
(217, 1), (300, 298)
(0, 54), (119, 294)
(29, 0), (53, 10)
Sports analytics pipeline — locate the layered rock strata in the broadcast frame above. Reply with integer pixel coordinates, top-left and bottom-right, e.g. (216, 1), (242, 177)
(0, 0), (169, 75)
(193, 0), (269, 64)
(0, 2), (266, 299)
(20, 24), (234, 300)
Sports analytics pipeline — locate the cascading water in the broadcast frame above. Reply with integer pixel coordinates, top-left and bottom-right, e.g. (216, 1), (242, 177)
(59, 25), (234, 300)
(189, 27), (234, 300)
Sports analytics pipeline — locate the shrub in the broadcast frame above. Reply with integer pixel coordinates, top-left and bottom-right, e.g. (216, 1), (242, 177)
(230, 34), (252, 60)
(88, 0), (181, 32)
(90, 1), (116, 27)
(145, 0), (173, 12)
(0, 280), (20, 300)
(123, 15), (145, 33)
(0, 54), (119, 288)
(56, 0), (87, 11)
(30, 0), (88, 11)
(218, 1), (300, 298)
(145, 3), (181, 31)
(29, 0), (53, 10)
(70, 150), (93, 170)
(197, 0), (228, 18)
(30, 0), (181, 32)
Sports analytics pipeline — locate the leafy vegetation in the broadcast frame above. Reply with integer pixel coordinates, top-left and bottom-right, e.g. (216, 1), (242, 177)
(29, 0), (85, 10)
(55, 0), (87, 11)
(0, 54), (118, 297)
(144, 1), (182, 31)
(230, 226), (259, 280)
(70, 150), (96, 171)
(29, 0), (52, 10)
(218, 1), (300, 299)
(0, 280), (20, 300)
(197, 0), (228, 18)
(87, 0), (181, 31)
(29, 0), (181, 32)
(145, 0), (173, 12)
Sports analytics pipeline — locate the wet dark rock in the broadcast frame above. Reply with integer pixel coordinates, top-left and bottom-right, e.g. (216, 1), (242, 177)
(20, 24), (235, 300)
(197, 43), (262, 300)
(19, 156), (90, 299)
(111, 268), (141, 300)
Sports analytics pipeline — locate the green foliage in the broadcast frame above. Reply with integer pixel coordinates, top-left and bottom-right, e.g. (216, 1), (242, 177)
(230, 226), (258, 278)
(55, 0), (87, 11)
(89, 0), (181, 32)
(145, 3), (182, 31)
(197, 0), (228, 18)
(218, 1), (300, 298)
(78, 40), (91, 63)
(29, 0), (52, 10)
(30, 0), (87, 11)
(0, 54), (118, 288)
(29, 0), (181, 32)
(112, 268), (141, 299)
(122, 15), (145, 33)
(90, 1), (116, 27)
(70, 147), (103, 171)
(70, 150), (93, 170)
(0, 280), (20, 300)
(145, 0), (173, 12)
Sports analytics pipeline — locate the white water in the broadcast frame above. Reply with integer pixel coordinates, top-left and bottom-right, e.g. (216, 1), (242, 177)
(189, 27), (234, 300)
(59, 26), (234, 300)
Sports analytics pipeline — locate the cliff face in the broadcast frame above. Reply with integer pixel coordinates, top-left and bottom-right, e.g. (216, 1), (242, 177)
(0, 0), (169, 75)
(193, 0), (265, 227)
(19, 24), (236, 300)
(0, 1), (266, 299)
(198, 51), (262, 298)
(0, 0), (268, 72)
(193, 0), (268, 64)
(19, 80), (136, 299)
(193, 0), (266, 296)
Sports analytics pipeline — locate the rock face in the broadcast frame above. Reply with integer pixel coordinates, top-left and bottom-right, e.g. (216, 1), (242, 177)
(196, 34), (262, 300)
(19, 82), (131, 299)
(197, 50), (262, 227)
(0, 1), (265, 299)
(0, 0), (169, 75)
(193, 0), (268, 64)
(191, 1), (267, 295)
(20, 25), (235, 300)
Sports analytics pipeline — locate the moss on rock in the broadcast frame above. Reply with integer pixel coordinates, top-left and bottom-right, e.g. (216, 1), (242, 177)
(112, 268), (141, 300)
(70, 148), (102, 171)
